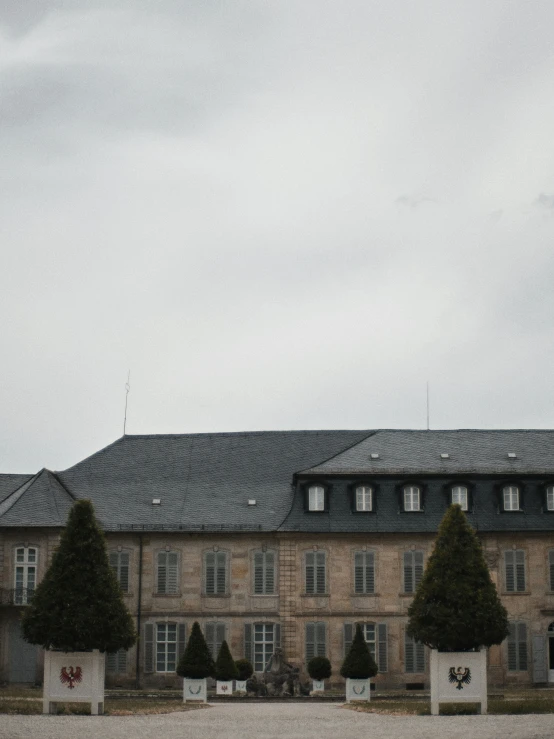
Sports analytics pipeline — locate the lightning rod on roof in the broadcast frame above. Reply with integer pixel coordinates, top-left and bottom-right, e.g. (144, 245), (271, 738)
(123, 370), (130, 435)
(426, 381), (430, 431)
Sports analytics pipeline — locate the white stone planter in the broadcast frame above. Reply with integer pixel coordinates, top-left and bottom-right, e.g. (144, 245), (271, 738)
(430, 649), (487, 715)
(345, 677), (371, 702)
(43, 649), (105, 715)
(311, 679), (324, 693)
(183, 677), (207, 703)
(216, 679), (233, 695)
(235, 680), (247, 692)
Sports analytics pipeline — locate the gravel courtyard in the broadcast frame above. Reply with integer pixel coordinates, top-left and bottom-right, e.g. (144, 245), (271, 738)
(2, 702), (554, 739)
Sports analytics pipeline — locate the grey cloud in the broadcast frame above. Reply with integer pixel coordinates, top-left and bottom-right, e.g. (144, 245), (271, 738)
(535, 193), (554, 210)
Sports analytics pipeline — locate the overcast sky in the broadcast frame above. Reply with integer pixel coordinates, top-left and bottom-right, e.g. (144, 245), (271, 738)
(2, 1), (554, 473)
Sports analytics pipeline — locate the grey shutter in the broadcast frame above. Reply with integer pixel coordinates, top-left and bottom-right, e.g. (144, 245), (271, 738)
(117, 649), (127, 673)
(505, 551), (515, 592)
(265, 552), (275, 594)
(178, 624), (186, 662)
(216, 623), (226, 657)
(205, 622), (215, 658)
(405, 632), (415, 673)
(167, 552), (178, 594)
(518, 622), (528, 670)
(354, 553), (364, 593)
(305, 553), (314, 593)
(515, 550), (525, 592)
(306, 622), (315, 661)
(216, 552), (227, 594)
(205, 553), (215, 594)
(378, 623), (387, 672)
(109, 551), (118, 568)
(414, 551), (423, 590)
(254, 552), (264, 594)
(316, 622), (326, 657)
(532, 635), (548, 683)
(106, 651), (117, 673)
(119, 552), (130, 593)
(507, 623), (517, 670)
(275, 623), (280, 647)
(144, 623), (154, 673)
(344, 623), (354, 657)
(403, 551), (413, 593)
(244, 623), (252, 663)
(366, 552), (375, 593)
(316, 552), (326, 594)
(415, 641), (425, 672)
(157, 553), (167, 593)
(549, 551), (554, 591)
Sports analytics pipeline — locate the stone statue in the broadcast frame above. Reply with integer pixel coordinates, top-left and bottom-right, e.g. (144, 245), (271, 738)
(246, 647), (310, 697)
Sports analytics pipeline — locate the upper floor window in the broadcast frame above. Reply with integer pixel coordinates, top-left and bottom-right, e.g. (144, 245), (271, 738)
(403, 550), (424, 593)
(504, 549), (526, 592)
(14, 546), (37, 605)
(205, 551), (228, 595)
(546, 486), (554, 511)
(308, 485), (325, 511)
(355, 486), (373, 512)
(253, 550), (276, 595)
(507, 622), (527, 671)
(305, 622), (327, 661)
(343, 622), (388, 672)
(354, 551), (375, 594)
(451, 486), (468, 511)
(305, 551), (326, 594)
(109, 550), (130, 593)
(157, 551), (178, 594)
(244, 622), (280, 672)
(503, 485), (520, 511)
(403, 486), (421, 512)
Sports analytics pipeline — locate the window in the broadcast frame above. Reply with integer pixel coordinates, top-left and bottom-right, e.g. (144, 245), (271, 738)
(503, 485), (520, 511)
(306, 622), (326, 661)
(205, 551), (228, 595)
(549, 551), (554, 591)
(504, 550), (526, 592)
(143, 623), (186, 674)
(546, 486), (554, 511)
(253, 550), (276, 594)
(305, 551), (326, 594)
(205, 622), (226, 660)
(405, 632), (425, 673)
(308, 485), (325, 511)
(14, 547), (37, 605)
(451, 486), (468, 511)
(344, 622), (387, 672)
(403, 550), (424, 594)
(354, 551), (375, 594)
(157, 551), (178, 594)
(355, 486), (373, 512)
(403, 486), (421, 511)
(507, 622), (528, 671)
(109, 550), (130, 593)
(106, 649), (128, 674)
(244, 623), (280, 672)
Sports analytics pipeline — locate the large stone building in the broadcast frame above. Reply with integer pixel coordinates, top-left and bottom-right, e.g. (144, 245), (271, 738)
(1, 429), (554, 688)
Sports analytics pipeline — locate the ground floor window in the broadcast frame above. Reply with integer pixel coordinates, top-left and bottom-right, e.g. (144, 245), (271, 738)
(106, 649), (128, 674)
(244, 622), (280, 672)
(507, 622), (528, 671)
(143, 622), (186, 674)
(404, 632), (425, 673)
(344, 622), (388, 672)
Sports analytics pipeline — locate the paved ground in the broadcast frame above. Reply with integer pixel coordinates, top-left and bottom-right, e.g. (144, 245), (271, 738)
(2, 702), (554, 739)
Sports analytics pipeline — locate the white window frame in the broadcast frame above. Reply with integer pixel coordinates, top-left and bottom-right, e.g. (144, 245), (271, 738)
(253, 550), (276, 595)
(403, 486), (421, 512)
(305, 551), (327, 594)
(354, 551), (375, 594)
(308, 485), (325, 511)
(451, 485), (468, 511)
(253, 623), (278, 672)
(204, 550), (228, 595)
(156, 622), (178, 673)
(109, 550), (130, 593)
(14, 546), (37, 605)
(504, 549), (526, 592)
(546, 486), (554, 511)
(156, 550), (179, 594)
(503, 485), (520, 511)
(355, 486), (373, 512)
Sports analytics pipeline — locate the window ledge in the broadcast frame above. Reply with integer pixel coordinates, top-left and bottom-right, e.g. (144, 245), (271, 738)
(251, 592), (277, 597)
(502, 591), (530, 596)
(301, 593), (329, 598)
(202, 593), (231, 598)
(350, 592), (379, 597)
(153, 592), (181, 597)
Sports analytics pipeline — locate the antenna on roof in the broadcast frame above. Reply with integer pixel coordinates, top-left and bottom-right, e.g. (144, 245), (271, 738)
(426, 381), (430, 431)
(123, 370), (130, 435)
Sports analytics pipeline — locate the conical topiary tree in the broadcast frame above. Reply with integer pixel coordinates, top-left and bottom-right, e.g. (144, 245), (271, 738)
(176, 621), (215, 679)
(340, 624), (378, 679)
(214, 640), (239, 681)
(407, 504), (509, 652)
(21, 500), (136, 652)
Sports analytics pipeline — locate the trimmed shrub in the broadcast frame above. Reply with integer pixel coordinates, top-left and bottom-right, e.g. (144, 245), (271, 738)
(407, 504), (509, 651)
(176, 621), (215, 679)
(21, 500), (136, 652)
(215, 640), (239, 681)
(340, 624), (378, 679)
(235, 659), (254, 681)
(307, 656), (332, 681)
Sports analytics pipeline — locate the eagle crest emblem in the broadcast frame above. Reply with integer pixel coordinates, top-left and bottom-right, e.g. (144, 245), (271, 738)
(60, 666), (82, 689)
(448, 666), (471, 690)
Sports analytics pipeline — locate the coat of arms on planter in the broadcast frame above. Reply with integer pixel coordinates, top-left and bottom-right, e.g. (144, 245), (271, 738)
(448, 666), (471, 690)
(60, 666), (82, 689)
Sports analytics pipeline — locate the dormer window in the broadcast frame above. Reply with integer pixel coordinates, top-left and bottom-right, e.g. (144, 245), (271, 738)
(308, 485), (325, 511)
(451, 485), (468, 511)
(503, 485), (520, 511)
(355, 486), (373, 512)
(403, 485), (421, 512)
(546, 486), (554, 511)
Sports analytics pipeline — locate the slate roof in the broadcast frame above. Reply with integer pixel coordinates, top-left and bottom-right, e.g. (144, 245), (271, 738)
(0, 474), (33, 503)
(301, 430), (554, 475)
(0, 469), (75, 527)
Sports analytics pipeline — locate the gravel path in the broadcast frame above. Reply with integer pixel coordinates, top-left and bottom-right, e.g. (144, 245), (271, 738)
(2, 702), (554, 739)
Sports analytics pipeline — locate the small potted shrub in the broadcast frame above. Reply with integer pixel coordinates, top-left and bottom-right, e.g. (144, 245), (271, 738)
(234, 658), (253, 693)
(215, 640), (239, 695)
(177, 621), (215, 703)
(307, 656), (331, 693)
(340, 624), (377, 702)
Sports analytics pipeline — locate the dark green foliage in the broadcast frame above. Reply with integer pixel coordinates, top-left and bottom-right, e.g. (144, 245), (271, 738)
(176, 621), (215, 679)
(407, 504), (509, 651)
(340, 624), (378, 679)
(214, 640), (239, 681)
(235, 658), (254, 681)
(307, 656), (332, 681)
(21, 500), (136, 652)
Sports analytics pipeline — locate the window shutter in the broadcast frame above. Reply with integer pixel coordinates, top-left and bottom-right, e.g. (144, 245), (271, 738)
(144, 623), (154, 673)
(403, 551), (413, 593)
(344, 623), (353, 657)
(532, 635), (548, 683)
(205, 553), (215, 594)
(216, 623), (226, 656)
(550, 551), (554, 591)
(117, 649), (127, 673)
(167, 552), (178, 594)
(378, 623), (387, 672)
(414, 551), (423, 589)
(316, 552), (326, 594)
(216, 552), (227, 594)
(316, 622), (326, 657)
(515, 550), (525, 592)
(205, 622), (215, 658)
(507, 623), (517, 670)
(119, 552), (130, 593)
(306, 622), (315, 661)
(157, 552), (167, 594)
(305, 553), (315, 593)
(254, 552), (264, 594)
(106, 651), (117, 673)
(244, 623), (252, 663)
(109, 551), (118, 568)
(405, 632), (414, 673)
(265, 552), (275, 594)
(505, 551), (515, 591)
(366, 552), (375, 593)
(275, 623), (281, 647)
(415, 641), (425, 673)
(178, 624), (186, 661)
(354, 553), (364, 594)
(518, 622), (528, 671)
